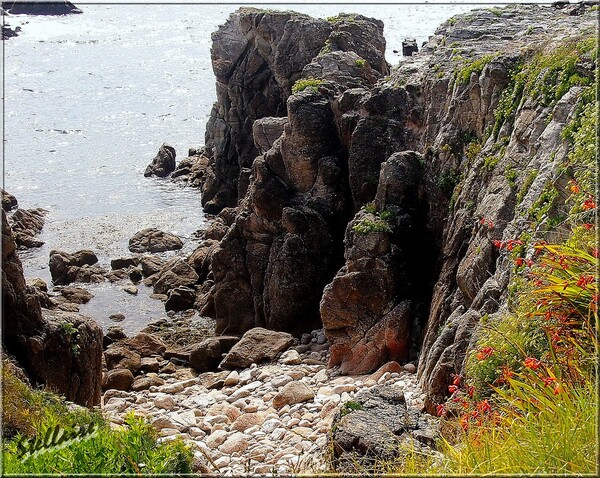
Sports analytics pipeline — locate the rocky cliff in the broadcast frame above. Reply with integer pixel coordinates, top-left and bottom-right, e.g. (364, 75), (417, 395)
(196, 3), (597, 405)
(2, 210), (103, 406)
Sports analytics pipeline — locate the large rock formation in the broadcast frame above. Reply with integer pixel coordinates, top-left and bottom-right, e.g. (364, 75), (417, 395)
(200, 9), (388, 213)
(196, 4), (597, 406)
(2, 210), (103, 406)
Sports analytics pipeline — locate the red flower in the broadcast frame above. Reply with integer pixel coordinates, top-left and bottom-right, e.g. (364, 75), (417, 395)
(493, 240), (504, 249)
(582, 198), (597, 210)
(553, 383), (563, 395)
(448, 385), (459, 394)
(476, 346), (495, 361)
(436, 404), (445, 417)
(467, 385), (475, 398)
(583, 223), (594, 230)
(576, 275), (595, 288)
(487, 220), (494, 230)
(524, 357), (541, 370)
(569, 181), (580, 193)
(477, 400), (492, 413)
(452, 375), (461, 386)
(515, 257), (524, 267)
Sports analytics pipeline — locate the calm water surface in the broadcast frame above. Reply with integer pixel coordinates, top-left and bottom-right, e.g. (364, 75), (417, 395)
(3, 3), (480, 332)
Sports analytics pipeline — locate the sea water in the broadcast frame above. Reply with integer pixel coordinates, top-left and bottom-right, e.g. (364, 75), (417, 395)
(3, 3), (481, 332)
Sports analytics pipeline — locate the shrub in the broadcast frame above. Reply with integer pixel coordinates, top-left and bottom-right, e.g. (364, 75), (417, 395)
(455, 54), (497, 85)
(355, 58), (366, 68)
(352, 218), (392, 234)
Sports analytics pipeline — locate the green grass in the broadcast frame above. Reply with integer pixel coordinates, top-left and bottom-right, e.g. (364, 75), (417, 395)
(1, 364), (194, 474)
(352, 218), (392, 234)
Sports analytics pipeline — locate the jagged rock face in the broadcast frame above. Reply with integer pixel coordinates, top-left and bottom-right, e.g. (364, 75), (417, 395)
(201, 8), (390, 214)
(321, 151), (426, 374)
(201, 8), (332, 213)
(199, 4), (596, 407)
(201, 9), (394, 338)
(2, 211), (103, 406)
(410, 5), (598, 409)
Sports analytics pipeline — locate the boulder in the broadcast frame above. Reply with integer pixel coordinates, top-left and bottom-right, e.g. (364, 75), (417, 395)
(152, 257), (198, 295)
(1, 188), (18, 212)
(110, 257), (140, 270)
(188, 335), (239, 372)
(58, 286), (94, 304)
(144, 143), (176, 178)
(49, 249), (104, 285)
(165, 286), (196, 312)
(128, 228), (183, 253)
(104, 346), (142, 373)
(9, 208), (47, 248)
(330, 385), (439, 471)
(402, 37), (418, 56)
(131, 375), (165, 391)
(272, 381), (315, 409)
(219, 328), (294, 369)
(140, 255), (165, 277)
(186, 239), (219, 281)
(124, 332), (167, 357)
(103, 368), (134, 391)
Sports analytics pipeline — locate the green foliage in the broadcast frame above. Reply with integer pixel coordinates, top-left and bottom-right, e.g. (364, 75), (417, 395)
(340, 400), (363, 417)
(504, 166), (518, 187)
(2, 368), (193, 474)
(527, 184), (558, 224)
(437, 169), (461, 196)
(291, 77), (324, 94)
(355, 58), (366, 68)
(464, 141), (481, 163)
(492, 36), (595, 139)
(379, 210), (395, 222)
(482, 155), (499, 171)
(517, 170), (538, 204)
(352, 218), (392, 235)
(455, 54), (497, 85)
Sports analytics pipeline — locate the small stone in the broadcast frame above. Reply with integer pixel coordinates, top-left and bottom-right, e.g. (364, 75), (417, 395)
(272, 381), (314, 410)
(224, 370), (239, 386)
(219, 432), (249, 454)
(279, 349), (301, 365)
(403, 363), (417, 373)
(206, 429), (228, 449)
(124, 285), (138, 295)
(154, 395), (177, 410)
(109, 313), (125, 322)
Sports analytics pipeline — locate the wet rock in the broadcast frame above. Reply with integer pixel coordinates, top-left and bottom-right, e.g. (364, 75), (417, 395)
(144, 143), (176, 178)
(128, 228), (183, 253)
(171, 153), (210, 187)
(152, 257), (199, 295)
(1, 189), (18, 212)
(140, 255), (165, 277)
(10, 208), (47, 248)
(27, 277), (48, 292)
(109, 313), (125, 322)
(48, 249), (104, 285)
(402, 37), (418, 56)
(123, 285), (138, 295)
(110, 257), (140, 270)
(58, 286), (94, 304)
(165, 286), (196, 312)
(219, 328), (294, 369)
